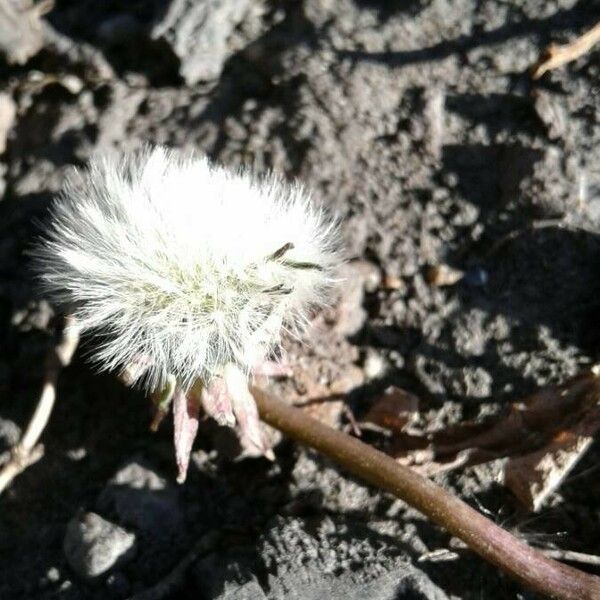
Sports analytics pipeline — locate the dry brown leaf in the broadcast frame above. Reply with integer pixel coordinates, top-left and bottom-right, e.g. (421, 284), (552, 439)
(504, 430), (594, 511)
(371, 368), (600, 509)
(503, 402), (600, 511)
(362, 386), (419, 433)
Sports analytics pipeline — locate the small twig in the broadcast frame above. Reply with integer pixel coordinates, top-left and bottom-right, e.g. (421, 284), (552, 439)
(418, 548), (460, 563)
(540, 549), (600, 568)
(253, 389), (600, 600)
(420, 542), (600, 568)
(127, 531), (221, 600)
(342, 404), (362, 437)
(532, 20), (600, 79)
(0, 315), (79, 494)
(484, 218), (566, 259)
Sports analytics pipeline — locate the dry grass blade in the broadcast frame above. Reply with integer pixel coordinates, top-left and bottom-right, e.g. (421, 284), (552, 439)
(541, 549), (600, 568)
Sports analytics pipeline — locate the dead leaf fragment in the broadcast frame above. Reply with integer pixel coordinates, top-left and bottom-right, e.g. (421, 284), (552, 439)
(173, 389), (200, 484)
(426, 264), (464, 287)
(373, 367), (600, 509)
(362, 387), (419, 433)
(504, 431), (594, 512)
(503, 398), (600, 511)
(382, 273), (403, 290)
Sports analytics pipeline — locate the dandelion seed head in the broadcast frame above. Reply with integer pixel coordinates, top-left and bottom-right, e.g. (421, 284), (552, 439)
(36, 146), (340, 392)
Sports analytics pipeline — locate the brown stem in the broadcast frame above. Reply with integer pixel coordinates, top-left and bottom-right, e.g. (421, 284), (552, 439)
(253, 389), (600, 600)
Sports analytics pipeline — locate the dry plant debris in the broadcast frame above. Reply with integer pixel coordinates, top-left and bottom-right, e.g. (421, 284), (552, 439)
(366, 368), (600, 511)
(425, 264), (465, 287)
(362, 386), (420, 433)
(0, 315), (79, 494)
(255, 389), (600, 600)
(532, 20), (600, 79)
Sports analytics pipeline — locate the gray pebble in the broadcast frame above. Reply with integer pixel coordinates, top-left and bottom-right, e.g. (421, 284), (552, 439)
(151, 0), (253, 84)
(362, 349), (388, 380)
(98, 459), (183, 536)
(0, 417), (21, 449)
(63, 512), (136, 580)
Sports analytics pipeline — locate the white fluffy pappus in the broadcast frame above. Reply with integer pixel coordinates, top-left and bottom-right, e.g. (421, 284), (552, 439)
(36, 146), (341, 395)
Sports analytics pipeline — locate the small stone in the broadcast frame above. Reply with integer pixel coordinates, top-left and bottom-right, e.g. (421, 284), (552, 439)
(0, 92), (16, 154)
(453, 310), (486, 357)
(389, 350), (405, 369)
(11, 299), (53, 331)
(532, 90), (567, 141)
(151, 0), (253, 84)
(362, 350), (388, 380)
(64, 512), (136, 580)
(39, 566), (61, 589)
(99, 459), (183, 536)
(349, 260), (381, 292)
(452, 367), (493, 399)
(66, 447), (87, 461)
(423, 87), (445, 160)
(334, 261), (380, 336)
(58, 74), (84, 95)
(0, 0), (47, 64)
(0, 417), (20, 466)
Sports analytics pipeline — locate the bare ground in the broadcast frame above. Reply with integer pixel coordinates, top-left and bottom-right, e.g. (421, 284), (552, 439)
(1, 1), (600, 598)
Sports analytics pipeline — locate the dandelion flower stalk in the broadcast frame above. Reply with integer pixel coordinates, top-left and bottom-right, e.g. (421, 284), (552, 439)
(26, 146), (600, 599)
(253, 388), (600, 600)
(35, 145), (340, 481)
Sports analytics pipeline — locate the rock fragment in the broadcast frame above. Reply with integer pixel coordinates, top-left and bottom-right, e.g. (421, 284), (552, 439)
(334, 261), (380, 337)
(63, 512), (136, 580)
(532, 89), (567, 141)
(0, 0), (49, 64)
(98, 459), (183, 536)
(151, 0), (254, 84)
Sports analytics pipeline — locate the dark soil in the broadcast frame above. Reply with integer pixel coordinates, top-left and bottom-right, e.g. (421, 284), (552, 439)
(1, 1), (600, 599)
